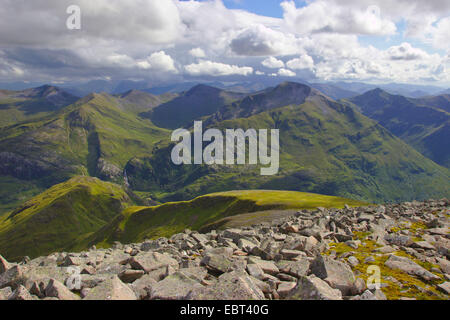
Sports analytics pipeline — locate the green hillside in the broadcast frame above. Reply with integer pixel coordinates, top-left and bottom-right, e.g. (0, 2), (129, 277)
(0, 92), (170, 214)
(125, 83), (450, 204)
(81, 190), (367, 248)
(348, 89), (450, 168)
(0, 85), (77, 127)
(0, 176), (133, 261)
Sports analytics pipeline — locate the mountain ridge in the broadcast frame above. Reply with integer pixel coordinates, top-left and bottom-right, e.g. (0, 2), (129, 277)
(348, 88), (450, 168)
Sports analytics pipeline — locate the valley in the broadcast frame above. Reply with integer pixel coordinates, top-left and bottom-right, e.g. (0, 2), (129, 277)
(0, 81), (449, 262)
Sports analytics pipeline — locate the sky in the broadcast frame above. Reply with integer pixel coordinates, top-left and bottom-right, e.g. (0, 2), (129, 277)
(0, 0), (449, 87)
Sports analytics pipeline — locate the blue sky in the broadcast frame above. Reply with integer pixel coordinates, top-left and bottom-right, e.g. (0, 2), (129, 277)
(222, 0), (295, 18)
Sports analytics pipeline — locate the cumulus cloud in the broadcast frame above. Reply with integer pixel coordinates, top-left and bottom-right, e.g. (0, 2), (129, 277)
(0, 0), (448, 85)
(189, 48), (206, 58)
(286, 55), (315, 70)
(184, 60), (253, 77)
(262, 57), (285, 69)
(282, 0), (396, 36)
(277, 68), (296, 77)
(230, 24), (300, 56)
(137, 51), (177, 73)
(386, 43), (427, 61)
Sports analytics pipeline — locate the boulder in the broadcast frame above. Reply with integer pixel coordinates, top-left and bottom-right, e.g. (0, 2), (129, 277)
(437, 282), (450, 295)
(129, 275), (157, 300)
(247, 258), (279, 276)
(0, 287), (12, 300)
(83, 276), (137, 300)
(8, 285), (33, 300)
(118, 269), (145, 283)
(149, 272), (201, 300)
(385, 255), (440, 281)
(286, 275), (342, 300)
(310, 255), (356, 295)
(0, 254), (10, 274)
(45, 279), (80, 300)
(201, 253), (232, 274)
(277, 281), (297, 298)
(277, 259), (310, 278)
(128, 252), (178, 274)
(0, 265), (25, 289)
(189, 271), (265, 300)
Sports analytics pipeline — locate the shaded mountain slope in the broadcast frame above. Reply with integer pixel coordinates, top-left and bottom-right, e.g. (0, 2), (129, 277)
(0, 85), (78, 127)
(125, 83), (450, 204)
(143, 84), (246, 129)
(348, 89), (450, 167)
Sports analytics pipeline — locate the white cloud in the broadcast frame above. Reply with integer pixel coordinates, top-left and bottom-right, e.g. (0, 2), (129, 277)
(0, 0), (448, 85)
(386, 43), (427, 61)
(262, 57), (285, 69)
(281, 0), (396, 36)
(189, 48), (206, 58)
(278, 68), (296, 77)
(184, 60), (253, 76)
(137, 51), (177, 73)
(428, 17), (450, 50)
(230, 24), (301, 56)
(286, 55), (315, 70)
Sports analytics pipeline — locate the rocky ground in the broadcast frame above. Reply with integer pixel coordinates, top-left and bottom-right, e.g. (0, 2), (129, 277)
(0, 199), (449, 300)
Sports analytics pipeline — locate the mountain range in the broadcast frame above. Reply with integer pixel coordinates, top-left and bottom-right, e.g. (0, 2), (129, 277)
(0, 81), (449, 260)
(347, 89), (450, 168)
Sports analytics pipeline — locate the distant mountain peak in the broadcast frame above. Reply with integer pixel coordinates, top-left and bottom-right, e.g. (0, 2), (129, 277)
(363, 88), (387, 96)
(186, 84), (221, 96)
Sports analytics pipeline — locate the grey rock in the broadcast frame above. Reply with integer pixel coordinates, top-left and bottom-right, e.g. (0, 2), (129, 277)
(0, 287), (13, 300)
(45, 279), (80, 300)
(8, 285), (33, 300)
(277, 259), (310, 278)
(129, 252), (178, 273)
(118, 269), (145, 283)
(286, 275), (342, 300)
(189, 271), (265, 300)
(0, 265), (25, 289)
(277, 281), (297, 298)
(83, 276), (137, 300)
(437, 282), (450, 294)
(0, 254), (10, 274)
(150, 272), (202, 300)
(310, 255), (356, 295)
(247, 258), (279, 276)
(385, 255), (440, 281)
(201, 253), (232, 274)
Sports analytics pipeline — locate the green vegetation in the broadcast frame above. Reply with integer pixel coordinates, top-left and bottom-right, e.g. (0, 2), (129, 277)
(0, 92), (170, 216)
(126, 84), (450, 204)
(0, 86), (77, 127)
(0, 176), (133, 261)
(83, 190), (366, 246)
(82, 190), (367, 248)
(347, 89), (450, 168)
(326, 233), (446, 300)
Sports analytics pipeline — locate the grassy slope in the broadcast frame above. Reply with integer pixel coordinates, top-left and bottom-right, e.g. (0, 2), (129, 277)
(0, 93), (170, 215)
(0, 176), (133, 261)
(347, 90), (450, 168)
(0, 87), (77, 128)
(80, 190), (367, 248)
(126, 96), (450, 204)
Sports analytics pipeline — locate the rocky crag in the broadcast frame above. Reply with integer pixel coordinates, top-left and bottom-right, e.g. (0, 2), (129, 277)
(0, 199), (449, 300)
